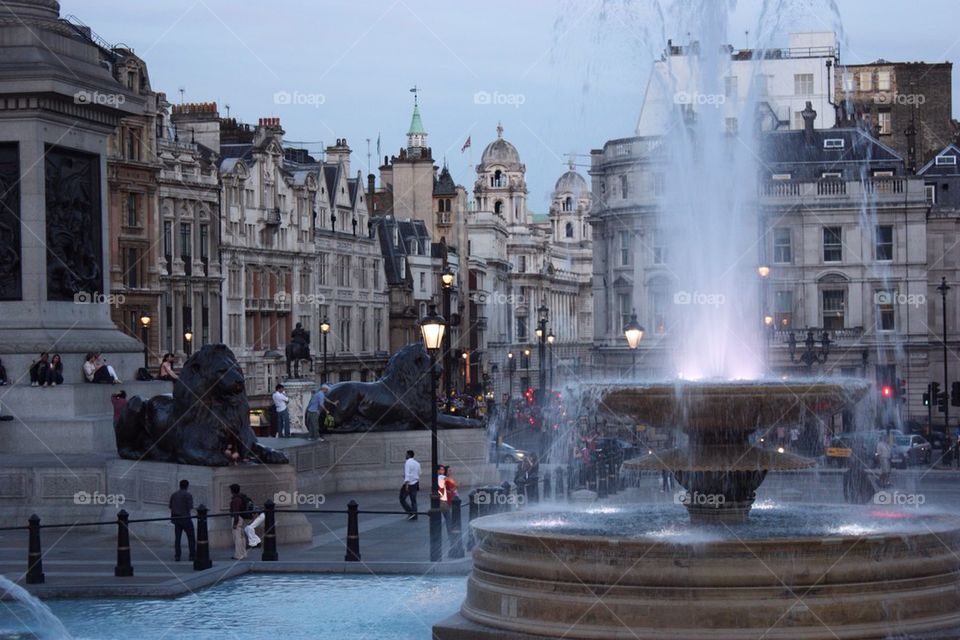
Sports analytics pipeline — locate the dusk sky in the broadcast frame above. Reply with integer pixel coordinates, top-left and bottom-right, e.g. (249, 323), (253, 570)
(61, 0), (960, 211)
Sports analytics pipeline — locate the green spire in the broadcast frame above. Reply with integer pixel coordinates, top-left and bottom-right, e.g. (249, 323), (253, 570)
(407, 103), (426, 136)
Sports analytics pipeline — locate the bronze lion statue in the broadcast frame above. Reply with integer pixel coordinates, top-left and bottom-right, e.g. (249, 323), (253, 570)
(325, 342), (481, 432)
(115, 344), (288, 466)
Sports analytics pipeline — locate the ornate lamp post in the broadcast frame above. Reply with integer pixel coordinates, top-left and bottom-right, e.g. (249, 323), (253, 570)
(787, 330), (830, 368)
(763, 314), (774, 372)
(938, 277), (951, 437)
(441, 268), (455, 407)
(546, 331), (555, 397)
(139, 313), (151, 370)
(183, 329), (193, 357)
(419, 304), (446, 563)
(623, 310), (645, 377)
(320, 319), (331, 383)
(535, 304), (548, 407)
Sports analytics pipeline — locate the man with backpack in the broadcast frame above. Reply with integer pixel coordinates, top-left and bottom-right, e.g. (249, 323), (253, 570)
(229, 483), (254, 560)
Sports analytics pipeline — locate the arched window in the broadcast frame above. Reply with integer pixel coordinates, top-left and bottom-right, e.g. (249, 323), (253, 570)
(445, 198), (451, 211)
(494, 170), (503, 187)
(564, 196), (573, 212)
(494, 200), (503, 215)
(565, 222), (574, 238)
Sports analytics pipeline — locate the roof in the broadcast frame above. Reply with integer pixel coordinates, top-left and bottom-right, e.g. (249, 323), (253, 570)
(323, 165), (340, 205)
(760, 127), (903, 179)
(480, 123), (521, 167)
(554, 168), (588, 196)
(371, 216), (434, 286)
(434, 166), (457, 196)
(220, 143), (254, 162)
(407, 104), (426, 136)
(918, 144), (960, 176)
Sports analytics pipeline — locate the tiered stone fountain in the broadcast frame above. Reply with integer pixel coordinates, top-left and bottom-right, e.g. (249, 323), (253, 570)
(434, 380), (960, 639)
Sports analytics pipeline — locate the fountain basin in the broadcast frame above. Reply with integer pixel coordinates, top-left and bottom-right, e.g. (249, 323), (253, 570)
(434, 505), (960, 639)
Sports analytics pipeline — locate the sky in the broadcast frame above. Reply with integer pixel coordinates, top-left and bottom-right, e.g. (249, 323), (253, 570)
(59, 0), (960, 212)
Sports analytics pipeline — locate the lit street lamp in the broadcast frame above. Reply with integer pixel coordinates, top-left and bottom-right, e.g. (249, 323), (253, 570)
(139, 313), (151, 370)
(536, 304), (548, 407)
(546, 331), (555, 396)
(623, 310), (644, 377)
(441, 268), (455, 406)
(184, 329), (193, 356)
(419, 304), (446, 562)
(320, 319), (331, 383)
(763, 314), (774, 372)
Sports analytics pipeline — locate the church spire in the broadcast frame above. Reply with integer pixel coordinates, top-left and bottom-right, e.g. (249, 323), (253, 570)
(406, 87), (427, 155)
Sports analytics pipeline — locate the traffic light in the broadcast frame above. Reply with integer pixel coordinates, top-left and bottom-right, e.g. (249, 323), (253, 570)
(932, 382), (941, 405)
(898, 378), (907, 402)
(880, 384), (894, 399)
(952, 381), (960, 407)
(923, 391), (931, 406)
(939, 389), (949, 413)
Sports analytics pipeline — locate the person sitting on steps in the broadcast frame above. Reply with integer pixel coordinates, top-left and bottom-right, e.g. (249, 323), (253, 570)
(159, 353), (178, 382)
(29, 352), (49, 387)
(45, 353), (64, 387)
(82, 352), (121, 384)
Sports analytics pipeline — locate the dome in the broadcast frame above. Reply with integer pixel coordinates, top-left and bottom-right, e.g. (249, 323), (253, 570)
(480, 123), (521, 166)
(554, 169), (587, 196)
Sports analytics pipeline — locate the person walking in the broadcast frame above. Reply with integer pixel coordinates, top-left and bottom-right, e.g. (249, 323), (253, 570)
(305, 386), (326, 441)
(272, 384), (290, 438)
(876, 435), (892, 487)
(229, 483), (249, 560)
(168, 479), (195, 562)
(111, 390), (127, 426)
(440, 465), (460, 536)
(399, 450), (421, 520)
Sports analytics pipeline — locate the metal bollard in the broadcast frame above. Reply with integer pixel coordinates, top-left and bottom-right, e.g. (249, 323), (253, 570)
(261, 499), (278, 562)
(448, 497), (465, 559)
(193, 505), (213, 571)
(467, 491), (479, 550)
(543, 472), (552, 501)
(26, 514), (44, 584)
(344, 500), (361, 562)
(597, 460), (609, 498)
(114, 509), (134, 577)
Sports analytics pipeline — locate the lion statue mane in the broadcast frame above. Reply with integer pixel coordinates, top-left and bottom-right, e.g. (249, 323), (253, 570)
(325, 342), (481, 432)
(115, 344), (288, 466)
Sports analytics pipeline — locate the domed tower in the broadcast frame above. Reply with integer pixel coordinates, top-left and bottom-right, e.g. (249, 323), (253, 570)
(549, 161), (591, 244)
(474, 123), (528, 224)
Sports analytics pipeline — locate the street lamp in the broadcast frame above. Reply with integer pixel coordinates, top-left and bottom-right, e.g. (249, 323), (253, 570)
(139, 313), (151, 370)
(462, 350), (470, 391)
(183, 329), (193, 356)
(537, 304), (548, 407)
(441, 267), (455, 407)
(623, 310), (645, 377)
(938, 277), (951, 445)
(757, 265), (771, 279)
(419, 304), (446, 563)
(546, 331), (555, 395)
(320, 319), (331, 384)
(763, 314), (774, 372)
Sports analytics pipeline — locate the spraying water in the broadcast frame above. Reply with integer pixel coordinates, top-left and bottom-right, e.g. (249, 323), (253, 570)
(0, 575), (72, 640)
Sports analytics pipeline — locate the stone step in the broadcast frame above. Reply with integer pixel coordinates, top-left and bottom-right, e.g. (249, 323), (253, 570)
(0, 416), (115, 454)
(0, 380), (171, 420)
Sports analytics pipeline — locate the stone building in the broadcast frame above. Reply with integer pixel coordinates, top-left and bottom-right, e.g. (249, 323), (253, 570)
(162, 101), (222, 357)
(836, 61), (955, 170)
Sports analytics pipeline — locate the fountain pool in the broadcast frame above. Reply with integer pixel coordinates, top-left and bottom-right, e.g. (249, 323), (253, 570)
(1, 574), (466, 640)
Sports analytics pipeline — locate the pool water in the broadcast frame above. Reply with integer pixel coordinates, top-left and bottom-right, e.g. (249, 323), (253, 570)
(2, 574), (467, 640)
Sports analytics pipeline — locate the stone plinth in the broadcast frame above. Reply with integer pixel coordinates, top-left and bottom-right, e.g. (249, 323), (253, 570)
(106, 459), (311, 549)
(282, 379), (315, 435)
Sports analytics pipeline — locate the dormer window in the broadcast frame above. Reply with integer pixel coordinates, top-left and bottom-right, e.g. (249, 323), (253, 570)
(823, 139), (845, 149)
(772, 173), (791, 181)
(935, 155), (957, 166)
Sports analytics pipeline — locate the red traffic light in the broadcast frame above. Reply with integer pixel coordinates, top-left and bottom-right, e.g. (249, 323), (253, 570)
(881, 385), (894, 399)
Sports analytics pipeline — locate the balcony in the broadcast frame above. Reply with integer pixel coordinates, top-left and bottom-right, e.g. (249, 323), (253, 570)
(759, 178), (917, 204)
(264, 208), (281, 225)
(773, 327), (864, 344)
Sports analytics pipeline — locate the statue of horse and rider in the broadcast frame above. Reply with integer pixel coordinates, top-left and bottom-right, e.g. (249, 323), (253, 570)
(285, 323), (313, 378)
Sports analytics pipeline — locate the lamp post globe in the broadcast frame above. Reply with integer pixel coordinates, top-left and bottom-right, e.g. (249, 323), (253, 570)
(623, 311), (645, 377)
(441, 268), (455, 289)
(320, 319), (331, 384)
(139, 313), (151, 369)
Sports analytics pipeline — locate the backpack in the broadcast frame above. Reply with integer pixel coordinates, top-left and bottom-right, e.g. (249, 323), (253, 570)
(240, 493), (256, 516)
(136, 367), (154, 381)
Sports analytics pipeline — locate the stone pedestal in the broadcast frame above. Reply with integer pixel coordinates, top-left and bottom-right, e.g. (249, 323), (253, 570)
(106, 459), (311, 549)
(283, 379), (315, 435)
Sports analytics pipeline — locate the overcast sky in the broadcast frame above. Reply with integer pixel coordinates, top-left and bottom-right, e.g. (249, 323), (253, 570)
(61, 0), (960, 211)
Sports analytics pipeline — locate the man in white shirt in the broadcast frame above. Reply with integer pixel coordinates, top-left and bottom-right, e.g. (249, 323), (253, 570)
(400, 450), (421, 521)
(272, 384), (290, 438)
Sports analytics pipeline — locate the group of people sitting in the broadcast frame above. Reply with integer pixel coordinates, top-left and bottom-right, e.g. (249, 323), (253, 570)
(16, 352), (183, 386)
(28, 352), (64, 387)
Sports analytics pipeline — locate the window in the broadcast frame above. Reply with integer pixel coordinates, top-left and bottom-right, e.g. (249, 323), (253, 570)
(877, 111), (891, 135)
(651, 290), (668, 335)
(337, 255), (350, 287)
(494, 200), (503, 215)
(373, 308), (383, 351)
(653, 230), (667, 265)
(126, 193), (138, 227)
(822, 290), (845, 330)
(516, 316), (528, 342)
(877, 71), (891, 91)
(876, 290), (895, 331)
(163, 221), (172, 257)
(821, 171), (842, 179)
(823, 139), (845, 149)
(859, 71), (872, 92)
(774, 290), (793, 328)
(358, 258), (367, 289)
(935, 155), (957, 166)
(620, 231), (630, 266)
(565, 222), (574, 238)
(126, 130), (137, 160)
(617, 292), (632, 330)
(620, 174), (628, 199)
(124, 247), (139, 288)
(724, 76), (738, 98)
(875, 225), (893, 261)
(518, 255), (526, 272)
(359, 307), (368, 351)
(199, 224), (209, 260)
(372, 259), (380, 289)
(772, 173), (792, 181)
(339, 306), (351, 352)
(229, 314), (241, 347)
(926, 183), (937, 205)
(180, 223), (192, 257)
(773, 227), (792, 263)
(822, 226), (842, 262)
(419, 271), (426, 292)
(318, 253), (328, 285)
(794, 73), (814, 96)
(563, 196), (573, 212)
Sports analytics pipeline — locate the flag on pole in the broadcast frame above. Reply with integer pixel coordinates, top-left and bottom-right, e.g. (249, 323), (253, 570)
(376, 132), (381, 160)
(461, 136), (471, 153)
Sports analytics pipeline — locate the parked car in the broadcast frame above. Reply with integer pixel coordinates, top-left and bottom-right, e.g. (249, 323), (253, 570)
(891, 434), (932, 468)
(495, 442), (530, 464)
(824, 431), (885, 468)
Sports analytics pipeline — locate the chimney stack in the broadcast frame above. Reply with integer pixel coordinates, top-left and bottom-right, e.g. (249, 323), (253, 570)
(801, 101), (817, 144)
